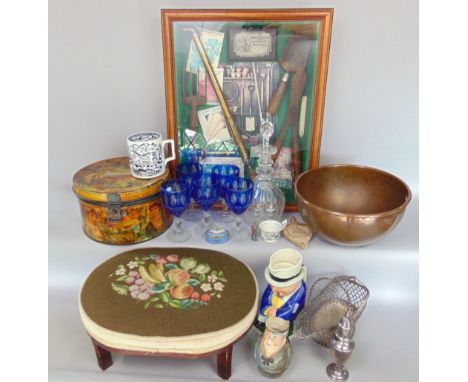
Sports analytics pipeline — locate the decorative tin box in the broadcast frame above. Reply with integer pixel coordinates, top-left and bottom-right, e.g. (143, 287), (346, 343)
(72, 157), (172, 245)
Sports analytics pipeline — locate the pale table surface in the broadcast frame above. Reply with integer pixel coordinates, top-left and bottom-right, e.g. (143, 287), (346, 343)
(49, 196), (418, 382)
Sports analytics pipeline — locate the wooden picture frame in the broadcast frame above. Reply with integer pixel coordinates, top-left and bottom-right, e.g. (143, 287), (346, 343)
(161, 9), (333, 210)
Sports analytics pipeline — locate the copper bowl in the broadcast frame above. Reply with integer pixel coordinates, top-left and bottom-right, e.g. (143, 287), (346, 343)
(294, 165), (412, 246)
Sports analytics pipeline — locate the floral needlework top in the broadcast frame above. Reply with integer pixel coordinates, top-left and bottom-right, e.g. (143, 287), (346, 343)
(109, 254), (227, 310)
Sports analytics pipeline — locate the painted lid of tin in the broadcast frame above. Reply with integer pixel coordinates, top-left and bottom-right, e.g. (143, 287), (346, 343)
(73, 157), (170, 203)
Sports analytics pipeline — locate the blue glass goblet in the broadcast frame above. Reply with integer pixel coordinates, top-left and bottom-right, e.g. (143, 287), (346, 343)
(211, 164), (240, 223)
(224, 177), (254, 241)
(176, 162), (203, 222)
(161, 179), (192, 242)
(192, 174), (219, 235)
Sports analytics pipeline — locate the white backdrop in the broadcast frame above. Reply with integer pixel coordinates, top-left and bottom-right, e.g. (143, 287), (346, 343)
(49, 1), (418, 381)
(49, 0), (418, 214)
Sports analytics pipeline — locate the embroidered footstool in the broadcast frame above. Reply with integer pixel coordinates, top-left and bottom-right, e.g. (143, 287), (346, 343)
(79, 247), (258, 379)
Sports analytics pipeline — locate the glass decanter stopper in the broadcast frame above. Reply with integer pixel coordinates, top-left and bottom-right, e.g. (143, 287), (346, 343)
(254, 317), (293, 378)
(245, 116), (285, 225)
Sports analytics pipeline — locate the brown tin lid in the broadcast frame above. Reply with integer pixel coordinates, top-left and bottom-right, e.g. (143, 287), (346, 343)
(73, 157), (170, 203)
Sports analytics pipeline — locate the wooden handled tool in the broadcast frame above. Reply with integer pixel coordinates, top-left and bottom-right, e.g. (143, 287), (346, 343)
(271, 111), (292, 162)
(290, 68), (307, 179)
(189, 96), (203, 130)
(267, 36), (313, 115)
(267, 73), (289, 115)
(271, 67), (308, 172)
(291, 106), (302, 179)
(182, 70), (207, 131)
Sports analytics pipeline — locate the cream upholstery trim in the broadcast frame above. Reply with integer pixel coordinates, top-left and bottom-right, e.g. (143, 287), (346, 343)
(79, 265), (259, 355)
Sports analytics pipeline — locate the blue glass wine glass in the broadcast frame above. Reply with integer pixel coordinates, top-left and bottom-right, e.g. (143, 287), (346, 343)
(176, 162), (203, 222)
(224, 177), (254, 241)
(192, 174), (219, 235)
(211, 164), (240, 223)
(161, 179), (192, 242)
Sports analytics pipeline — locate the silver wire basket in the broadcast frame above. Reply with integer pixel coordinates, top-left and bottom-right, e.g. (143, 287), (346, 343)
(294, 275), (370, 347)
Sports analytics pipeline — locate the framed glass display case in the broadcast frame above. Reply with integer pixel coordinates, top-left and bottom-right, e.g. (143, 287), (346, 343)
(161, 9), (333, 210)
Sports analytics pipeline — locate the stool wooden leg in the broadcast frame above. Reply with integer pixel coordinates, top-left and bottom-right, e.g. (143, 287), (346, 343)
(91, 338), (113, 371)
(216, 344), (233, 380)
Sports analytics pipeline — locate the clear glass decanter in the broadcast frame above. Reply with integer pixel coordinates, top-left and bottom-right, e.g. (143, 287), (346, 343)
(245, 116), (285, 225)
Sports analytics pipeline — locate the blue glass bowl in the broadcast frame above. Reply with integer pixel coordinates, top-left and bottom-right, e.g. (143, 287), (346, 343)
(192, 174), (219, 211)
(161, 180), (191, 217)
(224, 178), (254, 215)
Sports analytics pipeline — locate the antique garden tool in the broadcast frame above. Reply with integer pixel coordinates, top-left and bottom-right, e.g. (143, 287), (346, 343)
(246, 84), (256, 132)
(271, 66), (307, 179)
(267, 36), (313, 115)
(184, 27), (256, 180)
(259, 67), (267, 109)
(240, 80), (246, 126)
(182, 69), (207, 131)
(265, 63), (272, 109)
(283, 23), (320, 40)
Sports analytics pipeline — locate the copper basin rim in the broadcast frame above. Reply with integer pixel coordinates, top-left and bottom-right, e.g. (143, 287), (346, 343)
(294, 164), (412, 246)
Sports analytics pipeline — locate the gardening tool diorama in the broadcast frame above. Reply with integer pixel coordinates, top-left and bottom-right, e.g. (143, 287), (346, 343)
(176, 25), (319, 207)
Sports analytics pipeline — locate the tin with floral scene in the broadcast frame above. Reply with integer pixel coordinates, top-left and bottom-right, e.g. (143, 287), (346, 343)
(73, 157), (173, 245)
